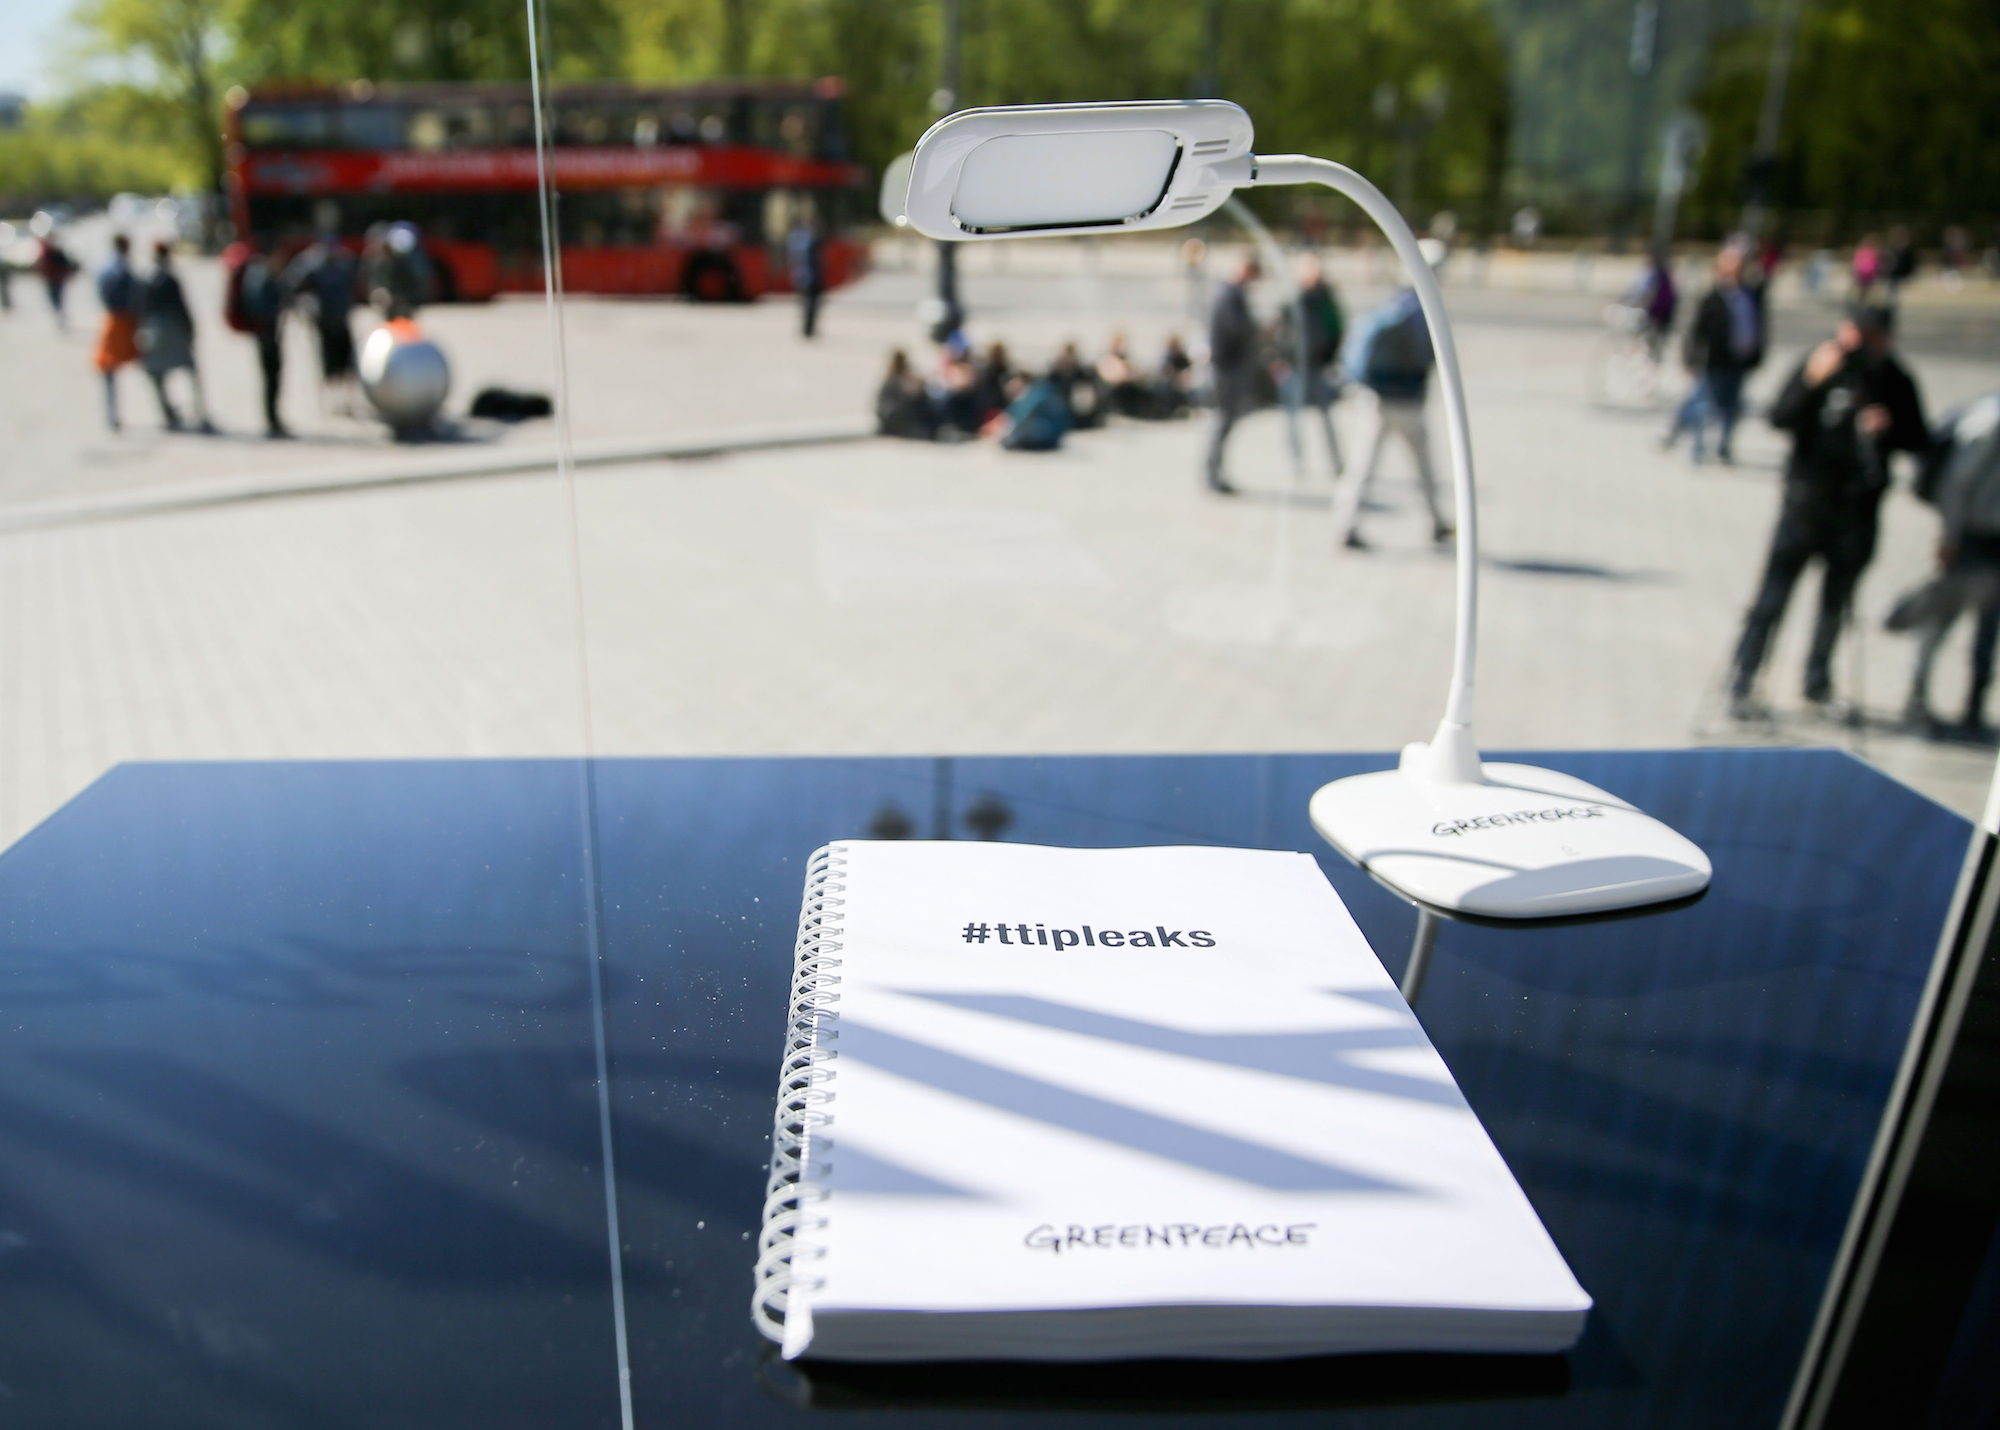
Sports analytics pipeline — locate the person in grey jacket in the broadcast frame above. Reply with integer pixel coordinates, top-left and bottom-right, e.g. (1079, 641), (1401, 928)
(1905, 395), (2000, 736)
(1202, 252), (1261, 494)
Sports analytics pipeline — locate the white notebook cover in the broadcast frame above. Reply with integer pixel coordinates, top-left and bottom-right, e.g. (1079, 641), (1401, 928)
(754, 841), (1591, 1361)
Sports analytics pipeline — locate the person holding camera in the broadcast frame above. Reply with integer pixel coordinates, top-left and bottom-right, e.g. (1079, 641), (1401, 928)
(1727, 306), (1929, 718)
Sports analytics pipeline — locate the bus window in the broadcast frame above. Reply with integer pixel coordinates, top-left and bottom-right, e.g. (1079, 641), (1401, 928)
(764, 189), (809, 247)
(660, 186), (717, 241)
(697, 111), (727, 144)
(750, 100), (819, 158)
(408, 110), (448, 151)
(241, 106), (333, 149)
(442, 106), (494, 147)
(818, 98), (850, 162)
(338, 105), (406, 150)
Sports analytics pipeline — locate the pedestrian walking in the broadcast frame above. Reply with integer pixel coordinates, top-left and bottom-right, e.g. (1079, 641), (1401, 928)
(1202, 251), (1261, 495)
(137, 241), (214, 433)
(788, 212), (826, 339)
(34, 232), (77, 330)
(1900, 396), (2000, 737)
(284, 235), (360, 414)
(1851, 235), (1882, 301)
(1275, 251), (1347, 476)
(1727, 307), (1929, 718)
(1336, 239), (1451, 549)
(1884, 225), (1918, 305)
(1627, 247), (1678, 361)
(1662, 246), (1764, 464)
(93, 234), (141, 431)
(225, 240), (292, 438)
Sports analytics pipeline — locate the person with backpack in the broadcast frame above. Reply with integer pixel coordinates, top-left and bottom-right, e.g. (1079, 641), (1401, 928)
(1727, 306), (1929, 718)
(34, 230), (78, 331)
(93, 234), (141, 432)
(1336, 239), (1451, 550)
(1901, 394), (2000, 737)
(224, 240), (292, 438)
(1274, 251), (1347, 478)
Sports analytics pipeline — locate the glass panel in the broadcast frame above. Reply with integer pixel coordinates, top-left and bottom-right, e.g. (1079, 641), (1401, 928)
(0, 1), (623, 1422)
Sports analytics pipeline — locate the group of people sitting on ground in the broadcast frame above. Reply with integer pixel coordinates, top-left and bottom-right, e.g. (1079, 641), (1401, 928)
(875, 331), (1197, 450)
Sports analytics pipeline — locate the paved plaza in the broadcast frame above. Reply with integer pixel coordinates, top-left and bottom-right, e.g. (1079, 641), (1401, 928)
(1, 227), (1998, 849)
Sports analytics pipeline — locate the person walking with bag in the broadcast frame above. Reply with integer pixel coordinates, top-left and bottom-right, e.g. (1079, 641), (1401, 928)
(93, 234), (141, 431)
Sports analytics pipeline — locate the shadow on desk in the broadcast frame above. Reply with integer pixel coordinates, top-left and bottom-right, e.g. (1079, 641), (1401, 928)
(762, 1347), (1571, 1413)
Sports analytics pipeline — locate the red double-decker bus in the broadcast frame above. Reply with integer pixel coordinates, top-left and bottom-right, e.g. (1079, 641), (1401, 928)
(225, 79), (870, 302)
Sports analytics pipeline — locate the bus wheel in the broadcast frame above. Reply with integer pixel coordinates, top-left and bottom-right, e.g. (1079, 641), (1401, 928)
(684, 256), (742, 304)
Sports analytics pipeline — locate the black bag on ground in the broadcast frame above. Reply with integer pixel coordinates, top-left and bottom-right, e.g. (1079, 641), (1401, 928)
(470, 387), (554, 421)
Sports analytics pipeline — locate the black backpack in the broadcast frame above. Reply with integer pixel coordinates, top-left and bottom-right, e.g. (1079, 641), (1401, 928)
(1366, 305), (1431, 384)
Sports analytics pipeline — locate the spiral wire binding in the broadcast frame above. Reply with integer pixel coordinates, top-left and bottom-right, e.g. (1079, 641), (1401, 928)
(752, 844), (846, 1343)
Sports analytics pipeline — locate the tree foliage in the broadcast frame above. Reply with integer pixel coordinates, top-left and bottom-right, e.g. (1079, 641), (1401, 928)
(0, 100), (190, 210)
(69, 0), (230, 195)
(1689, 0), (2000, 236)
(49, 0), (1995, 237)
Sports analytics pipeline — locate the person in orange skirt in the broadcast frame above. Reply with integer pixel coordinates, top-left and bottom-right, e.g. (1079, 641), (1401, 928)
(93, 234), (140, 431)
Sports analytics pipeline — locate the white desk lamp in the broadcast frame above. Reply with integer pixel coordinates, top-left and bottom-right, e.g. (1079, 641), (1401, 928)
(890, 99), (1711, 920)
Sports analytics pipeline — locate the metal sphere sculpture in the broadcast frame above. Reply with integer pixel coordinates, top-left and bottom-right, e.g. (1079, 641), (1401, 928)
(359, 319), (451, 435)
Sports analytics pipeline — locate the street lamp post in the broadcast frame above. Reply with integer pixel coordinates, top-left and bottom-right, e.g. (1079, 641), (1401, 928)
(928, 0), (966, 341)
(1741, 0), (1806, 238)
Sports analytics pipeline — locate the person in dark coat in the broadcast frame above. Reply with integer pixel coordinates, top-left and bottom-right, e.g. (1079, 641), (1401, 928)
(1202, 252), (1261, 494)
(284, 235), (359, 414)
(788, 212), (826, 338)
(1274, 251), (1347, 477)
(1663, 246), (1764, 464)
(1728, 307), (1929, 717)
(35, 233), (77, 330)
(228, 241), (292, 438)
(138, 241), (213, 432)
(874, 349), (934, 440)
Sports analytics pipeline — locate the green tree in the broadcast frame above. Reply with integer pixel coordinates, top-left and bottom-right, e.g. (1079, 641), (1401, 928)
(226, 0), (623, 85)
(69, 0), (230, 200)
(1689, 0), (2000, 237)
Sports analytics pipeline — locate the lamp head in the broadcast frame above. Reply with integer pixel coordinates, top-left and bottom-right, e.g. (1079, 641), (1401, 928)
(892, 101), (1254, 241)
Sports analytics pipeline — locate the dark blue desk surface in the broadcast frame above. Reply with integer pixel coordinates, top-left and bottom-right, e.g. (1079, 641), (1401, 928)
(0, 750), (1968, 1428)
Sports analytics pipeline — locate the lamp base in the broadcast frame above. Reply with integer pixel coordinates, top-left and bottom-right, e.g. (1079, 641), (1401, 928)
(1309, 758), (1711, 920)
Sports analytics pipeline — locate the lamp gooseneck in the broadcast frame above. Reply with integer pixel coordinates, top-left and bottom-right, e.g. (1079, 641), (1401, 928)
(1248, 155), (1482, 784)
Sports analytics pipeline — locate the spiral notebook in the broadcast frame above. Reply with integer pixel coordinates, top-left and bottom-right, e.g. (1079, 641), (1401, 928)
(752, 840), (1591, 1363)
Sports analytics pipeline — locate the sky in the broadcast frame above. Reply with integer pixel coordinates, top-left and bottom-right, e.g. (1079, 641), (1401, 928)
(1, 0), (76, 99)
